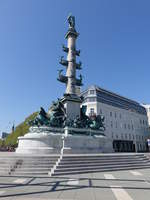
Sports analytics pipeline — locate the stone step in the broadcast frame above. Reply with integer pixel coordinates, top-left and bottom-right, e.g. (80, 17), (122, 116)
(0, 162), (57, 166)
(58, 160), (150, 169)
(62, 155), (146, 161)
(62, 156), (146, 161)
(0, 157), (59, 160)
(15, 168), (52, 172)
(0, 168), (10, 170)
(22, 160), (57, 162)
(0, 158), (58, 162)
(13, 171), (49, 176)
(0, 160), (57, 163)
(55, 162), (150, 173)
(60, 158), (148, 164)
(62, 154), (145, 158)
(53, 164), (150, 176)
(13, 164), (54, 168)
(0, 169), (10, 173)
(19, 162), (56, 166)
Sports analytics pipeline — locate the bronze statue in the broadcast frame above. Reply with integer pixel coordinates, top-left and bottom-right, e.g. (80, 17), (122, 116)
(28, 101), (105, 132)
(48, 99), (66, 127)
(89, 115), (105, 131)
(67, 15), (75, 29)
(28, 107), (50, 127)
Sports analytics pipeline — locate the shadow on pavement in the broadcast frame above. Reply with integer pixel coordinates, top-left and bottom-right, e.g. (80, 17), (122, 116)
(0, 176), (150, 198)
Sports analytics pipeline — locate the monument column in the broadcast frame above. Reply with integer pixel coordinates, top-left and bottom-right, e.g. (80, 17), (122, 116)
(66, 31), (77, 94)
(57, 15), (83, 120)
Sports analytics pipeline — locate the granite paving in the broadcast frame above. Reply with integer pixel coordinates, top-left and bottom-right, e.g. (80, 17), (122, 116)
(0, 168), (150, 199)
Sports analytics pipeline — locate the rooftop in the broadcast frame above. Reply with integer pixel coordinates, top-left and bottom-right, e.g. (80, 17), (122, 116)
(81, 85), (147, 115)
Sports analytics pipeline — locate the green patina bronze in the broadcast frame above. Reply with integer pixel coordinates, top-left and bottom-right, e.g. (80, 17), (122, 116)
(48, 99), (66, 127)
(28, 107), (50, 126)
(28, 101), (105, 131)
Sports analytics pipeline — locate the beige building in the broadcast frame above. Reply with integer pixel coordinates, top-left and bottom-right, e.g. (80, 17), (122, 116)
(81, 85), (149, 152)
(142, 104), (150, 127)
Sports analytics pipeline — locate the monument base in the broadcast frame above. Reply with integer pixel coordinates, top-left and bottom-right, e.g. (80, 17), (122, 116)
(63, 135), (113, 153)
(16, 126), (113, 154)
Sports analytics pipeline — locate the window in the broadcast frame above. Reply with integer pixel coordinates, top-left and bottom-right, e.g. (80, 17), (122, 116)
(115, 122), (117, 128)
(110, 112), (112, 117)
(119, 113), (122, 119)
(111, 121), (113, 128)
(124, 123), (126, 129)
(133, 135), (135, 140)
(88, 97), (96, 102)
(129, 134), (131, 139)
(100, 109), (102, 114)
(90, 108), (95, 115)
(120, 123), (123, 128)
(142, 136), (144, 141)
(89, 90), (95, 95)
(115, 112), (117, 118)
(128, 124), (130, 129)
(139, 135), (141, 140)
(132, 124), (134, 130)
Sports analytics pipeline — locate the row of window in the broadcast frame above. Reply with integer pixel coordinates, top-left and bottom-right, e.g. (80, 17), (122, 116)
(110, 111), (122, 119)
(110, 121), (134, 130)
(89, 107), (148, 129)
(109, 111), (148, 125)
(112, 132), (146, 141)
(89, 108), (149, 134)
(140, 119), (148, 125)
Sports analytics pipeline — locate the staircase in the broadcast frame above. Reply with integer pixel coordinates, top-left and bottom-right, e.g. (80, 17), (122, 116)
(52, 153), (150, 176)
(0, 153), (150, 177)
(0, 153), (59, 177)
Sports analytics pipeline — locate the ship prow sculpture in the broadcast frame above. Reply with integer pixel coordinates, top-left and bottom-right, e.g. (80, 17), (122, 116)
(16, 15), (113, 154)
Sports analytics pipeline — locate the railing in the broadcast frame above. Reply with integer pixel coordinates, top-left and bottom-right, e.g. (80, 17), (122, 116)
(48, 136), (65, 177)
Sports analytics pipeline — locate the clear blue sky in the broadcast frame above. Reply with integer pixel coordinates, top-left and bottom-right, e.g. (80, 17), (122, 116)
(0, 0), (150, 133)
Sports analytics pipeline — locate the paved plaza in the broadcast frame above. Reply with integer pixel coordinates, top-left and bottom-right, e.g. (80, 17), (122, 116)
(0, 168), (150, 200)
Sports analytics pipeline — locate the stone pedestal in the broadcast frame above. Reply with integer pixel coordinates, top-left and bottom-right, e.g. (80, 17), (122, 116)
(16, 127), (64, 154)
(63, 135), (113, 154)
(16, 126), (113, 154)
(16, 133), (63, 154)
(61, 95), (82, 120)
(62, 127), (113, 153)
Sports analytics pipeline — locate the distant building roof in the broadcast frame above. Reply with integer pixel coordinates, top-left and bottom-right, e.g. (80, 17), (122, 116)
(81, 85), (147, 115)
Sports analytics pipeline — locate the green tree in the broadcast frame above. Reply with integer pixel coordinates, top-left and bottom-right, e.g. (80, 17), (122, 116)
(4, 112), (38, 148)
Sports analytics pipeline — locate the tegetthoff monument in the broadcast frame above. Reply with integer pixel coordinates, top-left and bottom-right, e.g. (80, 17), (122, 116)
(16, 15), (113, 154)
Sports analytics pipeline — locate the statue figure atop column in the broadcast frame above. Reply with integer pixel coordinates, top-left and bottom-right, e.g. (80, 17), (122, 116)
(57, 14), (83, 96)
(67, 15), (75, 29)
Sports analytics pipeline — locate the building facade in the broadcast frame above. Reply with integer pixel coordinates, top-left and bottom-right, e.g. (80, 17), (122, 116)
(81, 85), (149, 152)
(1, 132), (9, 139)
(142, 104), (150, 127)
